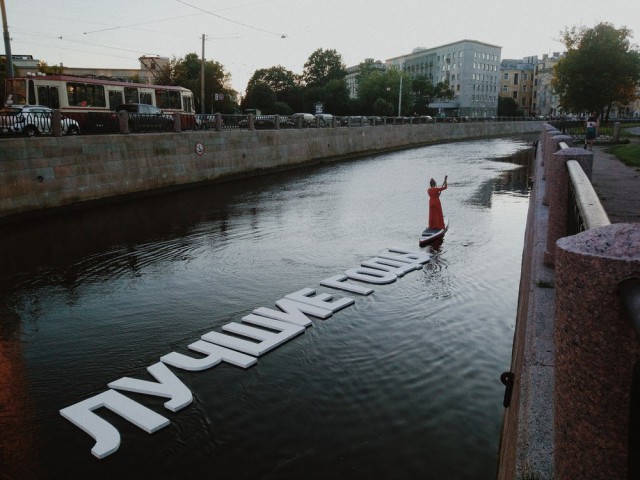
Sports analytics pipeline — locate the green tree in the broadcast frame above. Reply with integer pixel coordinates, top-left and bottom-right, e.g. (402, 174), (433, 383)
(38, 61), (64, 75)
(552, 22), (640, 119)
(241, 82), (276, 113)
(373, 97), (394, 116)
(357, 68), (411, 115)
(319, 78), (350, 114)
(421, 81), (455, 114)
(247, 66), (297, 96)
(154, 53), (238, 113)
(302, 48), (347, 88)
(246, 65), (301, 112)
(411, 75), (431, 115)
(498, 96), (520, 116)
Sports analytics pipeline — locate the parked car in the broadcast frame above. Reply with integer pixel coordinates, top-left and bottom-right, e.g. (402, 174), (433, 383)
(195, 113), (223, 130)
(291, 113), (316, 127)
(0, 105), (80, 136)
(315, 113), (334, 127)
(340, 116), (370, 126)
(116, 103), (174, 132)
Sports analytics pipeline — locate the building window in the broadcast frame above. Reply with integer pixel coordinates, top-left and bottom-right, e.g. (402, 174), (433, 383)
(503, 73), (509, 80)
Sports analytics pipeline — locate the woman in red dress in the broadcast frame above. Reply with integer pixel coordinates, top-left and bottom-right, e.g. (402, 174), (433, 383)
(428, 176), (448, 229)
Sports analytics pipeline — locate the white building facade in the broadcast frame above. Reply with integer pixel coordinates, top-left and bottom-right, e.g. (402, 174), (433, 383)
(386, 39), (502, 118)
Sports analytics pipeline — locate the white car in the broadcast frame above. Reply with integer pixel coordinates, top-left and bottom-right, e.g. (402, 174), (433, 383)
(0, 105), (80, 136)
(291, 113), (316, 127)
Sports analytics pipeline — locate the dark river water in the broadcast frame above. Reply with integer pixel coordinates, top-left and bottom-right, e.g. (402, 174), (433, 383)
(0, 137), (533, 480)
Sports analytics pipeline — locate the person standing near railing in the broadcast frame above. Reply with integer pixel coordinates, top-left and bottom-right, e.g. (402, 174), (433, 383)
(584, 111), (599, 150)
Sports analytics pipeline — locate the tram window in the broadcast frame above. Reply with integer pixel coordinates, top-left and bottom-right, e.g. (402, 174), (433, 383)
(37, 86), (60, 109)
(155, 90), (180, 109)
(140, 92), (152, 105)
(28, 80), (36, 105)
(67, 83), (106, 107)
(5, 79), (27, 105)
(124, 87), (138, 104)
(109, 91), (124, 110)
(50, 87), (60, 109)
(182, 95), (193, 113)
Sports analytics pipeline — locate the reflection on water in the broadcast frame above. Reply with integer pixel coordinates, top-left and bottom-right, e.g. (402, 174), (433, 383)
(0, 137), (533, 480)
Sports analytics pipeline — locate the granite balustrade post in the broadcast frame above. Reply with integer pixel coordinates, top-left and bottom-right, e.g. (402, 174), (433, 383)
(542, 135), (573, 205)
(543, 148), (593, 267)
(540, 124), (559, 163)
(554, 223), (640, 479)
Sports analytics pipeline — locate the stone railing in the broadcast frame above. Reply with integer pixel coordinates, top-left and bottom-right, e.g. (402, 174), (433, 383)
(499, 124), (640, 479)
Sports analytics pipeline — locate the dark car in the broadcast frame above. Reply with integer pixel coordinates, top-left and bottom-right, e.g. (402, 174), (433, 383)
(116, 103), (174, 132)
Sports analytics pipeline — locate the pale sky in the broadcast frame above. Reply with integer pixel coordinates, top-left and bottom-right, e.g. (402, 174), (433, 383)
(4, 0), (640, 95)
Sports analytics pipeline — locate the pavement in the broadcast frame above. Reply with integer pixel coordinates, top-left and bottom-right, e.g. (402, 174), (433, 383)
(591, 127), (640, 224)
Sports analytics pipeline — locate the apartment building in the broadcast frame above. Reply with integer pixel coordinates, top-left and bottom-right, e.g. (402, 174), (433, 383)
(499, 57), (536, 116)
(386, 39), (502, 118)
(533, 52), (562, 117)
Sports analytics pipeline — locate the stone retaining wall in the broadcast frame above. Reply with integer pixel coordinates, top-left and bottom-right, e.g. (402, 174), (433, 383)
(0, 121), (542, 221)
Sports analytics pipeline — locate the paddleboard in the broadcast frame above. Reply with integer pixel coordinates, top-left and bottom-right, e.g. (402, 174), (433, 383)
(419, 217), (448, 247)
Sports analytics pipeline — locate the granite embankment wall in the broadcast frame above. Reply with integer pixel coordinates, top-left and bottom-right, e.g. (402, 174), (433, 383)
(0, 121), (542, 221)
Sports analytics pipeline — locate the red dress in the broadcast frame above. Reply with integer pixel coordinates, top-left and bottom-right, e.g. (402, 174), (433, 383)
(428, 185), (447, 229)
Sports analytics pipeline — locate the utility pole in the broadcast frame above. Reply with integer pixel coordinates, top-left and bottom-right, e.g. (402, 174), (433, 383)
(398, 73), (403, 117)
(1, 0), (14, 77)
(200, 34), (205, 114)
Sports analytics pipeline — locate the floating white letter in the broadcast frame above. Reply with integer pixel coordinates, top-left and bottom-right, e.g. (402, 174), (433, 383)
(253, 298), (333, 327)
(284, 288), (355, 311)
(319, 274), (374, 295)
(202, 316), (304, 357)
(108, 362), (192, 413)
(344, 267), (397, 284)
(361, 257), (421, 277)
(384, 248), (431, 265)
(59, 389), (169, 459)
(161, 340), (257, 370)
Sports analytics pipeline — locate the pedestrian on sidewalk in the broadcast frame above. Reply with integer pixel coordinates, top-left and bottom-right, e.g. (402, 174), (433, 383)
(584, 111), (599, 150)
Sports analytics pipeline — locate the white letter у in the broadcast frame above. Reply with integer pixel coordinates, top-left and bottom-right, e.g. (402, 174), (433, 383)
(108, 362), (192, 412)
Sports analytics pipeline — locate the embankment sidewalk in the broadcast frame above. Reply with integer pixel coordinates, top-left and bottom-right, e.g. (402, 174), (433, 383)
(591, 128), (640, 223)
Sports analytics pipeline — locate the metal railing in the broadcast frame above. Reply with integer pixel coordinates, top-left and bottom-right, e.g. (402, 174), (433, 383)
(1, 110), (547, 138)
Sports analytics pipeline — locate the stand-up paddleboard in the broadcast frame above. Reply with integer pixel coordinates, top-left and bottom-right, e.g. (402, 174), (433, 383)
(419, 217), (448, 247)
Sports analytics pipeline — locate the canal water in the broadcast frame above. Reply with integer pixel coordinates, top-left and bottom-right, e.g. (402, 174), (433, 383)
(0, 137), (533, 480)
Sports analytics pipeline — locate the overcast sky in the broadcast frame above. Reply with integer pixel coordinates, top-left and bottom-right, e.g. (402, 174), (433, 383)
(4, 0), (640, 94)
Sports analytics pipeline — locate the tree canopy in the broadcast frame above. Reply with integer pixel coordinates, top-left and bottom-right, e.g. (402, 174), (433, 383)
(552, 22), (640, 118)
(247, 66), (297, 96)
(355, 68), (412, 116)
(302, 48), (347, 88)
(243, 66), (304, 113)
(153, 53), (238, 114)
(411, 76), (455, 115)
